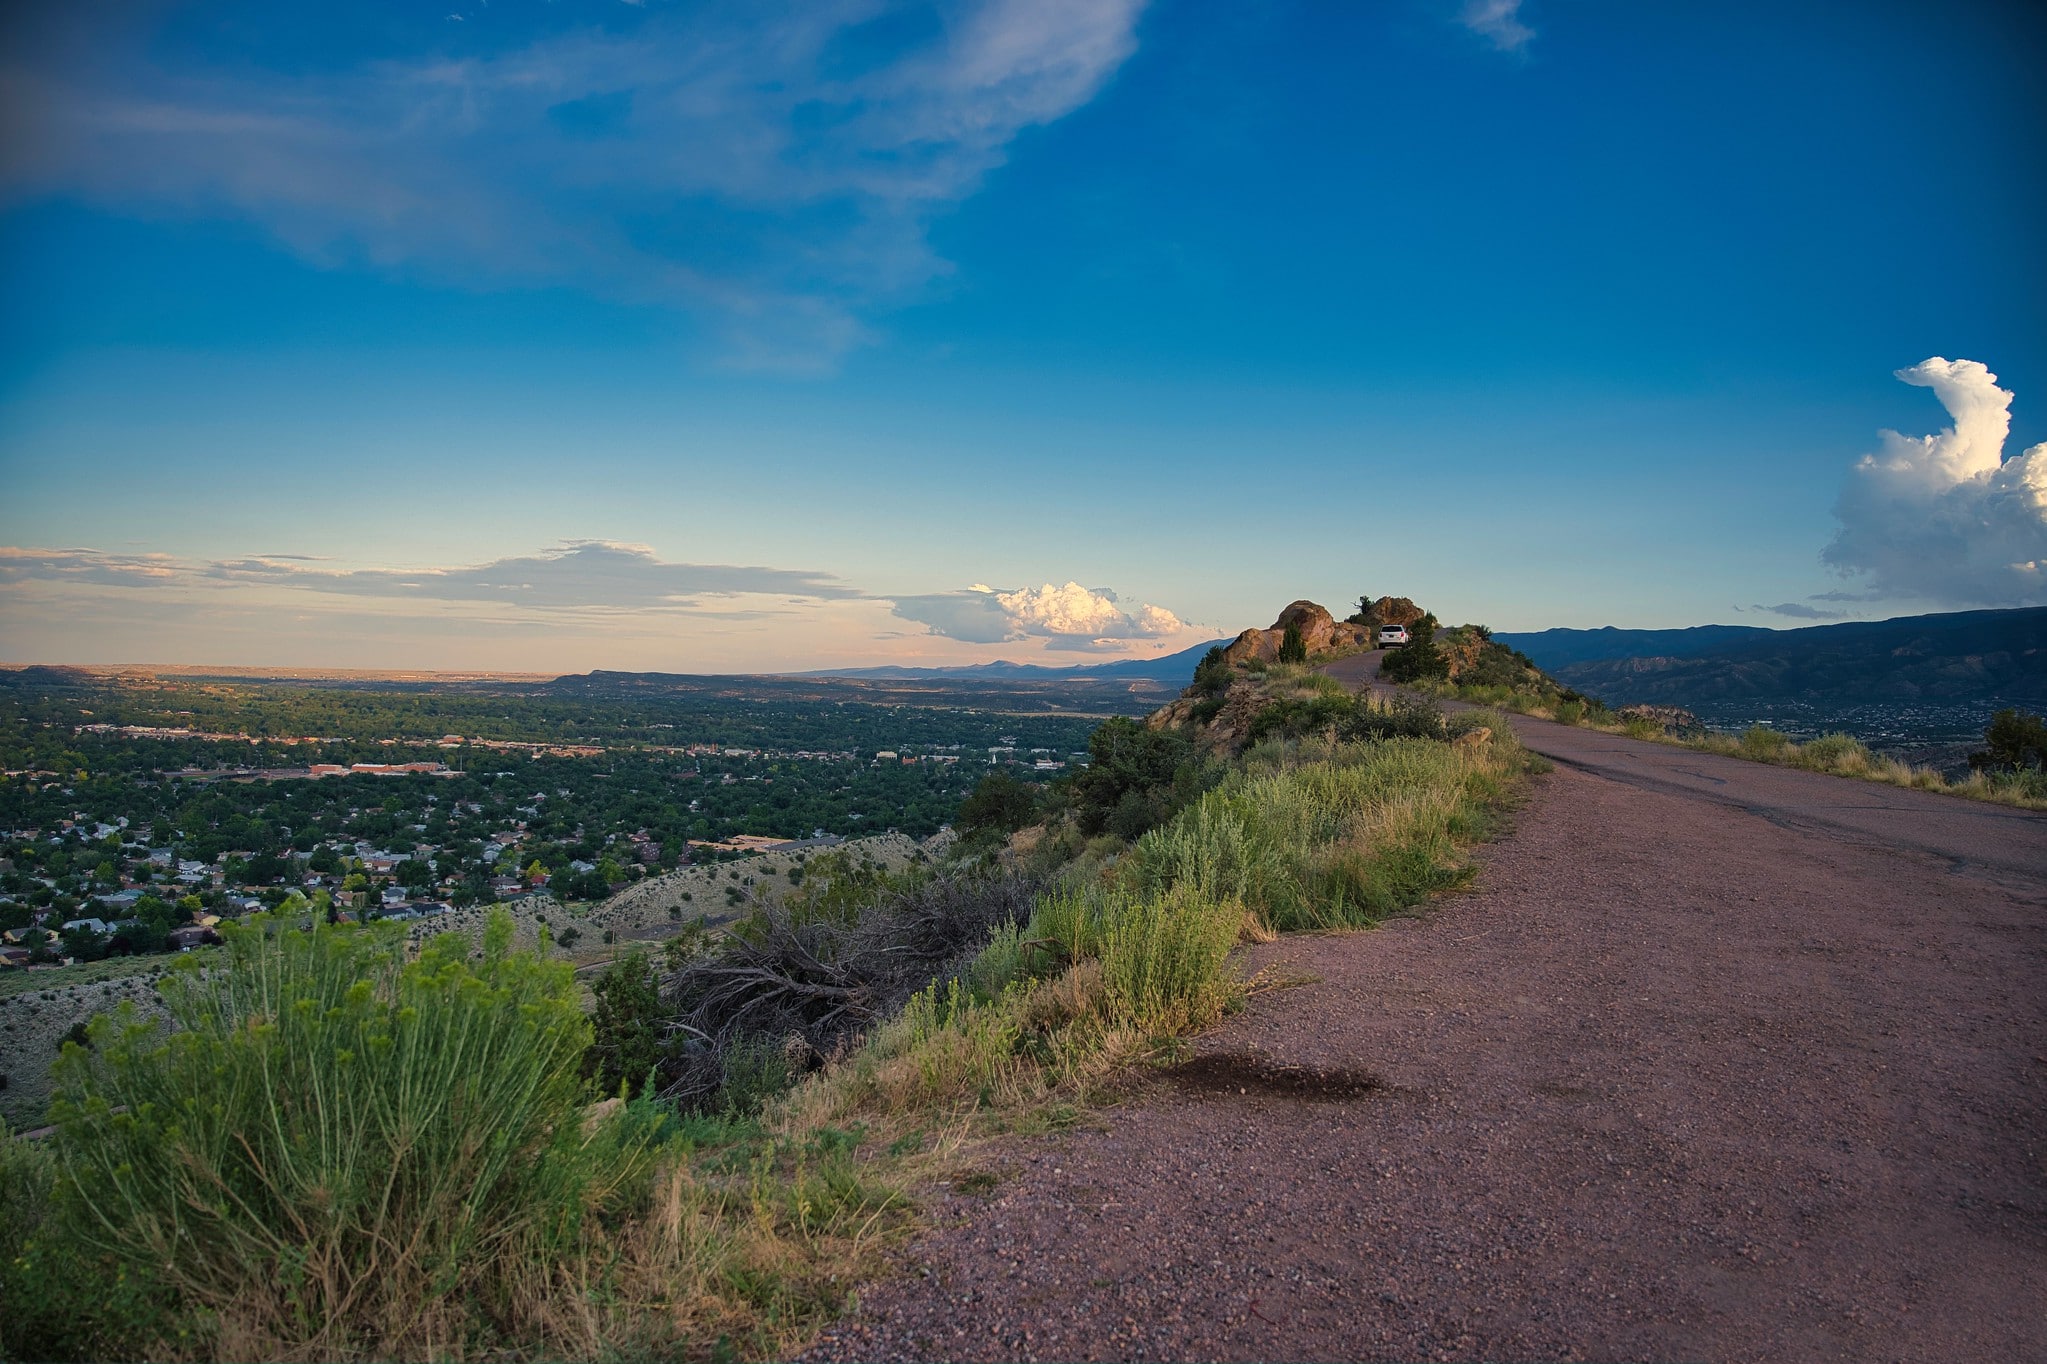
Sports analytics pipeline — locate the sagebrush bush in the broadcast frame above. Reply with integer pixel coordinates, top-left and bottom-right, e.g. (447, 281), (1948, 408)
(1096, 887), (1244, 1034)
(1132, 799), (1267, 910)
(1739, 724), (1792, 758)
(43, 911), (666, 1361)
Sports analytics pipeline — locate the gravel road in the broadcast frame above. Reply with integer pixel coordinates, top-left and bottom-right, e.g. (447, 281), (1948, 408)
(804, 675), (2047, 1363)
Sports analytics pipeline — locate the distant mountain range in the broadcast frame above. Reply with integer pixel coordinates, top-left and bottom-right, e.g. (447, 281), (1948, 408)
(1491, 624), (1774, 669)
(1506, 608), (2045, 707)
(805, 639), (1231, 686)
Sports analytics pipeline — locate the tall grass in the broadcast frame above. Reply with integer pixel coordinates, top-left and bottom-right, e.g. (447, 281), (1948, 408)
(1133, 728), (1519, 931)
(1096, 886), (1243, 1034)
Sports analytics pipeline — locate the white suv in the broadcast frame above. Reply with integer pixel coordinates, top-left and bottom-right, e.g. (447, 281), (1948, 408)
(1377, 625), (1410, 647)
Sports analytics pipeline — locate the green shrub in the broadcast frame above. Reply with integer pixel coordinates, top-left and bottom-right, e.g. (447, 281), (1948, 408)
(584, 946), (668, 1099)
(1095, 886), (1243, 1034)
(1341, 691), (1446, 742)
(957, 770), (1041, 839)
(1068, 717), (1212, 840)
(1799, 733), (1871, 767)
(1278, 623), (1308, 664)
(718, 1034), (804, 1116)
(44, 911), (664, 1360)
(1739, 724), (1791, 759)
(1245, 693), (1354, 744)
(1190, 645), (1234, 696)
(1971, 708), (2047, 772)
(2, 1121), (162, 1362)
(967, 921), (1028, 1001)
(1132, 799), (1263, 908)
(1021, 886), (1110, 974)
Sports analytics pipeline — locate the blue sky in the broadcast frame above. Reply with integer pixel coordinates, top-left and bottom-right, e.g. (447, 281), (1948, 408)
(2, 0), (2043, 671)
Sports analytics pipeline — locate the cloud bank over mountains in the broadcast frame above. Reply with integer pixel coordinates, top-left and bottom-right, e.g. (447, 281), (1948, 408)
(1824, 358), (2047, 606)
(0, 541), (856, 610)
(0, 0), (1146, 369)
(0, 543), (1199, 665)
(890, 581), (1186, 650)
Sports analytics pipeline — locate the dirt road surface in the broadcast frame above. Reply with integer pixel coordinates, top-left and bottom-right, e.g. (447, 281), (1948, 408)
(806, 667), (2047, 1363)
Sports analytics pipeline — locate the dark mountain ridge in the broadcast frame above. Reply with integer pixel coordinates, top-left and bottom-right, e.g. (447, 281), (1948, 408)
(1492, 624), (1774, 669)
(1540, 607), (2045, 707)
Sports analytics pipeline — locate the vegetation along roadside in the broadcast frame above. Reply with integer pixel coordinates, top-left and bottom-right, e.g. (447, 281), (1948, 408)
(1402, 622), (2047, 811)
(0, 599), (1536, 1363)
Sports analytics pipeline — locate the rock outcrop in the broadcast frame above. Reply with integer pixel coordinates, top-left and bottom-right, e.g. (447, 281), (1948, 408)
(1615, 704), (1704, 736)
(1146, 680), (1272, 755)
(1222, 600), (1374, 665)
(1350, 596), (1425, 630)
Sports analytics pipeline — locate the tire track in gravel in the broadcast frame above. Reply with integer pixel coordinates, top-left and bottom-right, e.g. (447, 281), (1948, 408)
(804, 675), (2047, 1364)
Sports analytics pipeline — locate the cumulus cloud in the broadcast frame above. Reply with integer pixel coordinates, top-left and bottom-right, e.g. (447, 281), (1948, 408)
(0, 0), (1145, 369)
(0, 541), (858, 611)
(1822, 358), (2047, 606)
(1460, 0), (1534, 52)
(891, 580), (1186, 649)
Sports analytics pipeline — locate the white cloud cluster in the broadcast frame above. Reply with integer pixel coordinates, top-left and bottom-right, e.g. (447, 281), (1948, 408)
(1460, 0), (1534, 53)
(892, 580), (1185, 649)
(1822, 358), (2047, 606)
(0, 0), (1145, 369)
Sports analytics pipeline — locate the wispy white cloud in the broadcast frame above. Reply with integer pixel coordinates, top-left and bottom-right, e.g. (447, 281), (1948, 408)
(0, 541), (859, 611)
(0, 544), (1209, 669)
(891, 579), (1187, 649)
(0, 0), (1146, 370)
(0, 547), (184, 588)
(1747, 601), (1844, 620)
(1822, 358), (2047, 606)
(1459, 0), (1534, 53)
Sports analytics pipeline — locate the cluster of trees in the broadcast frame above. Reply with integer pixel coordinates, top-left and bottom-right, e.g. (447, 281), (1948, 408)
(1971, 709), (2047, 773)
(2, 751), (1005, 910)
(1, 678), (1094, 941)
(1, 674), (1102, 770)
(957, 716), (1213, 847)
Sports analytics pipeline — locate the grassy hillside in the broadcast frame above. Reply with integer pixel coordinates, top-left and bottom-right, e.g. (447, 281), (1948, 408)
(2, 624), (1538, 1363)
